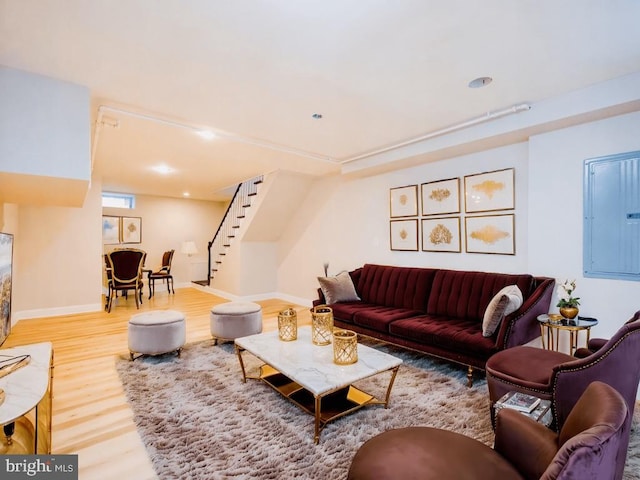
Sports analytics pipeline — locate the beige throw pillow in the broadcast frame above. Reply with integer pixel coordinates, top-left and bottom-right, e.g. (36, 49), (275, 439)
(482, 285), (523, 337)
(317, 271), (360, 304)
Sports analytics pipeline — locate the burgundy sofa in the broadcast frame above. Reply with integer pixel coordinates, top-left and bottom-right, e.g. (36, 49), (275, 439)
(315, 264), (555, 385)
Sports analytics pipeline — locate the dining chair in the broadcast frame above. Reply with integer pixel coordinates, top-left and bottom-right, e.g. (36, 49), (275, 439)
(105, 249), (146, 312)
(148, 249), (175, 299)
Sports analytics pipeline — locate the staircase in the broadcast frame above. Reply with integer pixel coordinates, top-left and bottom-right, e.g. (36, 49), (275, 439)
(198, 175), (264, 286)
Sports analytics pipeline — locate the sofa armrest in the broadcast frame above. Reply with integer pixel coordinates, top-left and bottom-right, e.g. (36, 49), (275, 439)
(494, 408), (558, 480)
(495, 277), (555, 349)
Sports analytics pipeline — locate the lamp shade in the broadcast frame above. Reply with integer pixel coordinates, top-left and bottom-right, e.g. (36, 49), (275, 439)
(181, 241), (198, 256)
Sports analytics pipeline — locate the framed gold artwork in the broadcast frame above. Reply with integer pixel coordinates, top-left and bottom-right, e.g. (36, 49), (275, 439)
(390, 185), (418, 218)
(465, 214), (515, 255)
(122, 217), (142, 244)
(421, 217), (461, 253)
(464, 168), (514, 213)
(421, 177), (460, 216)
(390, 219), (419, 251)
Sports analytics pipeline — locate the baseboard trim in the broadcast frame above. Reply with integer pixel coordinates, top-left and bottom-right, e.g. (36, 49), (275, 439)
(13, 303), (104, 324)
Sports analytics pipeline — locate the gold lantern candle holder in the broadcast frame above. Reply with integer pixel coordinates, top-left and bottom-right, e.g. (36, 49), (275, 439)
(333, 329), (358, 365)
(277, 308), (298, 341)
(311, 305), (333, 346)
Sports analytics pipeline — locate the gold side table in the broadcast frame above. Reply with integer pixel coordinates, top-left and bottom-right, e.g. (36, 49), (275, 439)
(537, 314), (599, 356)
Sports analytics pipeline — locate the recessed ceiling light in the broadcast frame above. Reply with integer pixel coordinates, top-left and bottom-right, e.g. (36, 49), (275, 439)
(311, 113), (323, 119)
(195, 130), (216, 140)
(150, 164), (175, 175)
(468, 77), (493, 88)
(183, 192), (190, 197)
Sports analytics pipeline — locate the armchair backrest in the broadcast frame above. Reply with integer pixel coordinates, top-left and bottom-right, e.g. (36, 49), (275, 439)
(107, 249), (146, 285)
(160, 249), (175, 273)
(544, 381), (628, 480)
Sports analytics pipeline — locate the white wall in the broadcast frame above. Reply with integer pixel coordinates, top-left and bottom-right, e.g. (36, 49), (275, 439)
(12, 176), (103, 320)
(103, 194), (226, 288)
(277, 142), (530, 302)
(529, 110), (640, 339)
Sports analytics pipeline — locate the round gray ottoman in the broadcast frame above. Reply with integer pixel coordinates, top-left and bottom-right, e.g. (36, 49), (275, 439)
(210, 301), (263, 344)
(128, 310), (186, 360)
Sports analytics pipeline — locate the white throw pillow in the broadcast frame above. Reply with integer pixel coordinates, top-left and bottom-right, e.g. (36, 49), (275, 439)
(482, 285), (523, 337)
(317, 271), (361, 304)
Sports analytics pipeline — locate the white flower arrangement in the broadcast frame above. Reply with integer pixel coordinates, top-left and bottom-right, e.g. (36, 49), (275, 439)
(556, 279), (580, 308)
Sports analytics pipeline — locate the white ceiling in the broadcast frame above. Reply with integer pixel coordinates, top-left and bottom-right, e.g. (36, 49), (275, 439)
(2, 0), (640, 200)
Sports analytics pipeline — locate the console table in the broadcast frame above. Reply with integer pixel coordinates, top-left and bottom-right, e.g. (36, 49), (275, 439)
(0, 342), (53, 454)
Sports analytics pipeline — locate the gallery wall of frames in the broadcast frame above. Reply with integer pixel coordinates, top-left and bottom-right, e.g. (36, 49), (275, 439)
(389, 168), (515, 255)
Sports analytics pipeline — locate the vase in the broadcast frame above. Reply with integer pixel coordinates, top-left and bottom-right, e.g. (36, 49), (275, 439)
(560, 307), (579, 319)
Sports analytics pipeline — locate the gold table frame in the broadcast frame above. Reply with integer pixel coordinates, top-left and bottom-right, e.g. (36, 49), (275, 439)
(236, 346), (400, 444)
(537, 314), (598, 356)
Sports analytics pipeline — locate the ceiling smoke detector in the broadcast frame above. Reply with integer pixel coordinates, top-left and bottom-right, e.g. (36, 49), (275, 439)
(468, 77), (493, 88)
(311, 113), (323, 119)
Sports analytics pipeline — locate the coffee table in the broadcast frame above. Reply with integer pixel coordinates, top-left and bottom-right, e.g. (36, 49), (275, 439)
(234, 326), (402, 443)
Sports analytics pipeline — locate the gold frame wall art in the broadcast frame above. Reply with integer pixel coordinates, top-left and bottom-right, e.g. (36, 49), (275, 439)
(390, 185), (418, 218)
(421, 217), (461, 253)
(390, 219), (419, 251)
(464, 168), (515, 213)
(122, 217), (142, 244)
(465, 214), (515, 255)
(421, 177), (460, 216)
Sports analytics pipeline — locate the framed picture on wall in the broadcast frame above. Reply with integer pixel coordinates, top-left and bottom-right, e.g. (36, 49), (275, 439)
(465, 214), (515, 255)
(122, 217), (142, 244)
(0, 232), (13, 346)
(421, 217), (461, 252)
(390, 185), (418, 218)
(390, 219), (419, 251)
(464, 168), (515, 213)
(421, 177), (460, 216)
(102, 216), (121, 244)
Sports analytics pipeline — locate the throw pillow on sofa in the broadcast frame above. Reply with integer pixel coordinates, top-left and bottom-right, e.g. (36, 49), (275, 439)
(482, 285), (523, 337)
(318, 271), (361, 304)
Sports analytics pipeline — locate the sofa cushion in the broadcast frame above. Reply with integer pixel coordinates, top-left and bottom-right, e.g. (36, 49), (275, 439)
(426, 270), (534, 322)
(482, 285), (524, 337)
(330, 302), (377, 323)
(317, 271), (361, 304)
(353, 306), (424, 333)
(357, 264), (437, 311)
(390, 315), (497, 357)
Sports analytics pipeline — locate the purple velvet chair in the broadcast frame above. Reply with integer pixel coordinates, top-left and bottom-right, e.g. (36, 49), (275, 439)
(348, 381), (628, 480)
(486, 314), (640, 480)
(574, 310), (640, 358)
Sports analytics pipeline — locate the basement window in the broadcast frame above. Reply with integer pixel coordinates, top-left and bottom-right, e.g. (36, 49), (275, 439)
(102, 192), (135, 209)
(584, 150), (640, 281)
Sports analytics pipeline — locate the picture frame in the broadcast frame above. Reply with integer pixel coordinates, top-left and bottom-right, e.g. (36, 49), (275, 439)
(390, 185), (418, 218)
(465, 214), (515, 255)
(390, 219), (419, 251)
(421, 177), (460, 216)
(421, 217), (461, 253)
(122, 217), (142, 244)
(0, 233), (13, 346)
(102, 216), (121, 245)
(464, 168), (515, 213)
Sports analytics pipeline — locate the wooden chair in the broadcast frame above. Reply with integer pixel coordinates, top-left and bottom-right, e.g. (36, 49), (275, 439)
(148, 249), (175, 299)
(105, 249), (146, 312)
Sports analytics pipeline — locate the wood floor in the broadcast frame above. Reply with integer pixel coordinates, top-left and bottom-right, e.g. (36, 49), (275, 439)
(2, 287), (311, 480)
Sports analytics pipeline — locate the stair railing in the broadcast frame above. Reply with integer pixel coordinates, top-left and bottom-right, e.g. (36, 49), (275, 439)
(204, 175), (263, 285)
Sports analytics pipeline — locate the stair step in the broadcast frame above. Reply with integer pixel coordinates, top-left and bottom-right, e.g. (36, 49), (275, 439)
(223, 244), (230, 247)
(227, 235), (235, 238)
(242, 203), (251, 208)
(237, 215), (245, 219)
(254, 179), (263, 184)
(232, 225), (240, 229)
(248, 192), (257, 197)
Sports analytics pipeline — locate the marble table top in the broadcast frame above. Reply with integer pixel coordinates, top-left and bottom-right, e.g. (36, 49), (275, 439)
(235, 327), (402, 396)
(0, 342), (52, 425)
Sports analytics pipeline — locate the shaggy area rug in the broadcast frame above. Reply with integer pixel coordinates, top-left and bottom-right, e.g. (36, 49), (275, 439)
(116, 340), (640, 480)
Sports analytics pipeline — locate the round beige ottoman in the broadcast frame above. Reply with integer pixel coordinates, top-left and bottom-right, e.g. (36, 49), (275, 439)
(210, 301), (263, 344)
(128, 310), (186, 360)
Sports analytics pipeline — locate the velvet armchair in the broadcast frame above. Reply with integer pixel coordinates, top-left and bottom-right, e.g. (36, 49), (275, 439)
(348, 381), (628, 480)
(486, 315), (640, 480)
